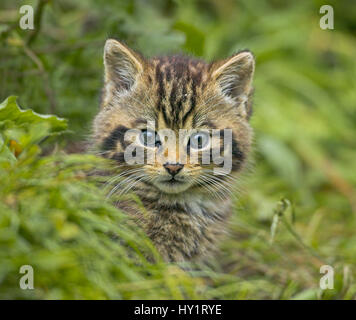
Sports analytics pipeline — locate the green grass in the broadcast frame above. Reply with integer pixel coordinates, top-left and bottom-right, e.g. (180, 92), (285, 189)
(0, 0), (355, 299)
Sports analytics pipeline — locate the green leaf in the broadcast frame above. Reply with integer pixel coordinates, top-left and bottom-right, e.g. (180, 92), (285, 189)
(0, 96), (67, 134)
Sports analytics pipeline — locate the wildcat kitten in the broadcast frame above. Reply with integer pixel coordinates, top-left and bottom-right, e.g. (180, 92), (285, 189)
(92, 39), (255, 262)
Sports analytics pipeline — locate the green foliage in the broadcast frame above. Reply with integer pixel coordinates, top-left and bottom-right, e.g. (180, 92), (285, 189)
(1, 0), (356, 299)
(0, 97), (207, 299)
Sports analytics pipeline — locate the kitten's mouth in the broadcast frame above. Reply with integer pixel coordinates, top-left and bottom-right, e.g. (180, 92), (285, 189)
(154, 177), (191, 193)
(160, 177), (186, 187)
(165, 177), (183, 184)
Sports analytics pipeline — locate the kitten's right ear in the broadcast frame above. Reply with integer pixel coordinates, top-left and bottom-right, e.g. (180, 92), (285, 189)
(103, 39), (144, 97)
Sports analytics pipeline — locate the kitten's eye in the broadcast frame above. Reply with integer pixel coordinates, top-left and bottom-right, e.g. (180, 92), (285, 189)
(188, 131), (210, 150)
(139, 130), (161, 147)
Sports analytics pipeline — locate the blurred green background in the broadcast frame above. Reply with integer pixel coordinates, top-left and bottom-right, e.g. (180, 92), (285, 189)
(0, 0), (355, 299)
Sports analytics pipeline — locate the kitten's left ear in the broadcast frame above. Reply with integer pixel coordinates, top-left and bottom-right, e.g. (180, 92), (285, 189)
(212, 51), (255, 117)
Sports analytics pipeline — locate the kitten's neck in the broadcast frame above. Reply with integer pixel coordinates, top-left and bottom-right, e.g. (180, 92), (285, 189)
(136, 185), (231, 218)
(118, 184), (232, 262)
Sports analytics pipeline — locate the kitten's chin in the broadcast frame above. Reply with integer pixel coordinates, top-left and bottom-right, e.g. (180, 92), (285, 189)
(153, 180), (192, 194)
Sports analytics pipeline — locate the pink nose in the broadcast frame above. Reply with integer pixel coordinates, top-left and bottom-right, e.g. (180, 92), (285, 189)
(163, 163), (184, 176)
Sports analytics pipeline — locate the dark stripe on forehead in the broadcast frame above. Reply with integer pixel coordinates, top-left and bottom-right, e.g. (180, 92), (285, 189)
(155, 63), (165, 102)
(161, 105), (170, 126)
(165, 66), (172, 82)
(182, 81), (197, 125)
(101, 125), (129, 151)
(155, 63), (171, 126)
(169, 81), (177, 111)
(175, 96), (183, 124)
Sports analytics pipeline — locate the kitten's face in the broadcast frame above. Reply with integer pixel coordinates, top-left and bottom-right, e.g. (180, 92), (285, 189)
(93, 40), (254, 197)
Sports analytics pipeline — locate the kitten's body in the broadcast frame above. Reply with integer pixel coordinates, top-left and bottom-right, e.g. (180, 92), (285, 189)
(92, 40), (255, 262)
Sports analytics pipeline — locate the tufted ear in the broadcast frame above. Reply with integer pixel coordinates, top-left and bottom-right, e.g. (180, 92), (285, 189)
(212, 51), (255, 117)
(103, 39), (144, 103)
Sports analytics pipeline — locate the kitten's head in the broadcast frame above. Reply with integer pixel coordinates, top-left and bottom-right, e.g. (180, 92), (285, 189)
(93, 39), (255, 197)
